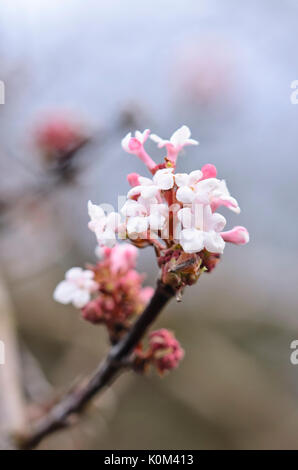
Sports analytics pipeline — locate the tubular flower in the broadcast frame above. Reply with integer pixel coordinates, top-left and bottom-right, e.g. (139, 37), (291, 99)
(178, 205), (226, 254)
(221, 226), (250, 245)
(121, 129), (157, 172)
(150, 125), (198, 164)
(88, 200), (121, 248)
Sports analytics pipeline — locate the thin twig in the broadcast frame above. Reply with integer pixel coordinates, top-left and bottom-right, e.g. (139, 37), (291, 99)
(21, 343), (53, 404)
(19, 280), (175, 450)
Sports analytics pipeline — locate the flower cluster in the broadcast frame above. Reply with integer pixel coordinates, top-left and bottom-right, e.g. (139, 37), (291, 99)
(88, 125), (249, 289)
(54, 244), (153, 343)
(53, 124), (249, 376)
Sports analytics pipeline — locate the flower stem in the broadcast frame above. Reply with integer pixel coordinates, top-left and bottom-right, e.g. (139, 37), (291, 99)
(18, 281), (175, 450)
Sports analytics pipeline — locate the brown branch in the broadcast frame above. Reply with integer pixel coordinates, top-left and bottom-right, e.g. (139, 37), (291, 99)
(19, 280), (175, 450)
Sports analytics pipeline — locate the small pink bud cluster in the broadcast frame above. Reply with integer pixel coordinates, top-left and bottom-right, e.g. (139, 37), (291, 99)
(81, 244), (153, 342)
(147, 329), (184, 374)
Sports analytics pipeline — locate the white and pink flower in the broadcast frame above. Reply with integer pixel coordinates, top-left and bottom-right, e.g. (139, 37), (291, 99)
(53, 267), (98, 308)
(121, 129), (156, 172)
(88, 200), (120, 247)
(92, 125), (248, 255)
(178, 205), (226, 254)
(221, 226), (250, 245)
(150, 125), (198, 163)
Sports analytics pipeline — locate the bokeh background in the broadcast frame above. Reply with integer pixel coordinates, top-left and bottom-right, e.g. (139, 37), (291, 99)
(0, 0), (298, 449)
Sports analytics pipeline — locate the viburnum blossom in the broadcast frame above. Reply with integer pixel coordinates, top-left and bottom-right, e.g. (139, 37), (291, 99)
(54, 124), (249, 376)
(53, 267), (99, 308)
(87, 125), (249, 288)
(88, 200), (120, 247)
(121, 129), (157, 171)
(150, 125), (198, 163)
(178, 205), (226, 254)
(221, 226), (250, 245)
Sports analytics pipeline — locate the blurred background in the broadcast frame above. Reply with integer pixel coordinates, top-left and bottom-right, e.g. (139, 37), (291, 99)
(0, 0), (298, 450)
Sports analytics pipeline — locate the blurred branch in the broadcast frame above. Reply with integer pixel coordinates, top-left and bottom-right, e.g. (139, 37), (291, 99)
(0, 276), (26, 449)
(19, 281), (175, 450)
(21, 343), (53, 404)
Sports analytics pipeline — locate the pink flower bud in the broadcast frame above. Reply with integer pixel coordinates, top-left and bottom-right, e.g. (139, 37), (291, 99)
(149, 329), (184, 373)
(127, 173), (141, 187)
(122, 129), (157, 172)
(221, 226), (249, 245)
(201, 163), (217, 180)
(82, 298), (104, 324)
(128, 138), (142, 152)
(109, 243), (138, 274)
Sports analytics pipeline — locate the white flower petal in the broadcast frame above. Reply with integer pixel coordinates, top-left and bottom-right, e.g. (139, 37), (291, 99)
(180, 228), (204, 253)
(171, 125), (191, 146)
(175, 173), (189, 187)
(140, 185), (159, 199)
(148, 212), (166, 231)
(83, 279), (97, 290)
(127, 185), (142, 199)
(177, 207), (192, 229)
(88, 200), (105, 221)
(121, 132), (132, 152)
(193, 190), (210, 205)
(121, 200), (146, 217)
(82, 270), (95, 280)
(153, 169), (174, 190)
(138, 176), (153, 186)
(189, 170), (203, 185)
(209, 213), (226, 232)
(96, 228), (116, 247)
(176, 186), (195, 203)
(150, 134), (170, 148)
(204, 231), (225, 254)
(157, 174), (174, 190)
(106, 212), (121, 230)
(135, 130), (143, 142)
(135, 129), (150, 143)
(65, 267), (83, 280)
(127, 216), (148, 235)
(150, 134), (163, 144)
(53, 281), (77, 304)
(72, 289), (90, 309)
(186, 138), (199, 146)
(95, 246), (104, 259)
